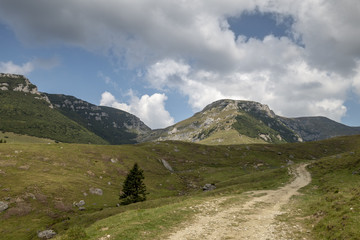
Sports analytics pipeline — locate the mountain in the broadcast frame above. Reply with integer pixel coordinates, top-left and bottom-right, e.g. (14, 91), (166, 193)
(0, 73), (150, 144)
(46, 94), (150, 144)
(140, 99), (360, 144)
(0, 73), (107, 144)
(1, 73), (359, 145)
(279, 116), (360, 141)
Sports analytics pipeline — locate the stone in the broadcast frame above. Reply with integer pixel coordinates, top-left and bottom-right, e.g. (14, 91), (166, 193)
(37, 229), (56, 239)
(160, 159), (174, 172)
(73, 200), (85, 207)
(202, 183), (216, 191)
(0, 201), (8, 212)
(89, 187), (103, 195)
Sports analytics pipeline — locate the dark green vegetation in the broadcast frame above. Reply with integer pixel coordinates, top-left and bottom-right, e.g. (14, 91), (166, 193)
(46, 94), (150, 144)
(0, 90), (107, 144)
(0, 135), (359, 239)
(120, 163), (147, 205)
(0, 74), (150, 145)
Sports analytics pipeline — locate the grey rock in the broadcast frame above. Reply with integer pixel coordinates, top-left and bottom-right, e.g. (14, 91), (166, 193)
(78, 206), (86, 211)
(37, 229), (56, 239)
(160, 159), (174, 172)
(0, 201), (8, 212)
(89, 187), (103, 195)
(202, 183), (216, 191)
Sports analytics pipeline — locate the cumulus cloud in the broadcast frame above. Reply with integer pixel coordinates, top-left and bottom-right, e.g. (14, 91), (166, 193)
(0, 61), (34, 75)
(1, 0), (360, 122)
(0, 58), (59, 75)
(100, 91), (174, 129)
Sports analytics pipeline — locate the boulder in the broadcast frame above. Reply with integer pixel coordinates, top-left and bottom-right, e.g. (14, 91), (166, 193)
(89, 188), (103, 195)
(37, 229), (56, 239)
(202, 183), (216, 191)
(0, 201), (8, 212)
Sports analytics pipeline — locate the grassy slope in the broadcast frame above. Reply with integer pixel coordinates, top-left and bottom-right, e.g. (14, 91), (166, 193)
(0, 91), (107, 144)
(0, 131), (55, 144)
(1, 135), (358, 239)
(280, 136), (360, 239)
(47, 94), (148, 145)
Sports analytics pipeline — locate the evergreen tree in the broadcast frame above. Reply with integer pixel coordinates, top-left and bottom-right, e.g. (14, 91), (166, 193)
(120, 163), (147, 205)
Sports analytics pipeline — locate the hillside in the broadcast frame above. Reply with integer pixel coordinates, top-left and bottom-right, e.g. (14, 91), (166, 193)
(1, 73), (359, 146)
(0, 136), (359, 239)
(0, 74), (107, 144)
(279, 116), (360, 141)
(46, 94), (150, 144)
(141, 99), (360, 144)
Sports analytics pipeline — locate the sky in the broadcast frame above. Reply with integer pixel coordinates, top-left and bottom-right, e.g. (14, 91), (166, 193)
(0, 0), (360, 129)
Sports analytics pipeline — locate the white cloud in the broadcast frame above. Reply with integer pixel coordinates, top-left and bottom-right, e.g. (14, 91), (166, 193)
(146, 58), (351, 122)
(0, 61), (34, 75)
(0, 58), (59, 75)
(100, 91), (174, 129)
(1, 0), (360, 122)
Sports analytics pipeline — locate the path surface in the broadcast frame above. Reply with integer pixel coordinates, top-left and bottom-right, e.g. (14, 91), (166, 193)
(167, 164), (311, 240)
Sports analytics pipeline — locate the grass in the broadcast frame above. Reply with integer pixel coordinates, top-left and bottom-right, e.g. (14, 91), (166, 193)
(0, 131), (55, 144)
(0, 135), (359, 239)
(0, 90), (107, 144)
(199, 129), (265, 145)
(280, 138), (360, 239)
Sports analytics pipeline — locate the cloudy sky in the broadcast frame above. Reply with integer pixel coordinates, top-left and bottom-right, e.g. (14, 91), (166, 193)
(0, 0), (360, 129)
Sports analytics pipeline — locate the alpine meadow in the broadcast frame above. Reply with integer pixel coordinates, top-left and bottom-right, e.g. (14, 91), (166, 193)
(1, 1), (360, 239)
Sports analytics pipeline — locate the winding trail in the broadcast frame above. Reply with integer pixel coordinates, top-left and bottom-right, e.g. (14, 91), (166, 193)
(167, 164), (311, 240)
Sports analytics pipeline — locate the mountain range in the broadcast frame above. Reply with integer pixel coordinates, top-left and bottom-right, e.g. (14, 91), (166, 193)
(1, 73), (359, 144)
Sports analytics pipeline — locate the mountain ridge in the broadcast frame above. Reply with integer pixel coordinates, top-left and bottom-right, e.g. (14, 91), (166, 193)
(139, 99), (360, 144)
(1, 73), (359, 144)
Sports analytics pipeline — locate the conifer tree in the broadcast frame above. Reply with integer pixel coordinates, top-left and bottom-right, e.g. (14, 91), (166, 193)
(120, 163), (147, 205)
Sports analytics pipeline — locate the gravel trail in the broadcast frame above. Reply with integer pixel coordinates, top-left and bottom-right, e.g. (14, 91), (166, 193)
(167, 164), (311, 240)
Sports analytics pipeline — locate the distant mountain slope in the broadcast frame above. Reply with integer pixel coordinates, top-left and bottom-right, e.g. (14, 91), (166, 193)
(140, 99), (360, 144)
(2, 73), (359, 145)
(0, 73), (108, 144)
(46, 94), (151, 144)
(279, 116), (360, 141)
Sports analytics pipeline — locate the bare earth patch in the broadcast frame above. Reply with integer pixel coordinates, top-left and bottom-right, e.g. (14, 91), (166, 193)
(167, 164), (311, 240)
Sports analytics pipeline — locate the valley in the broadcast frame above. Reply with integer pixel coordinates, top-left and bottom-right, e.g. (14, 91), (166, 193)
(1, 73), (360, 239)
(0, 135), (359, 239)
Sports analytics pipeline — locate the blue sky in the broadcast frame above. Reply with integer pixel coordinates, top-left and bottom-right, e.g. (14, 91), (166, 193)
(0, 1), (359, 128)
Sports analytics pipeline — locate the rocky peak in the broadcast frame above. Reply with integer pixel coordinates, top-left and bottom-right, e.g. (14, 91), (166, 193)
(237, 101), (276, 118)
(0, 73), (53, 107)
(202, 99), (275, 118)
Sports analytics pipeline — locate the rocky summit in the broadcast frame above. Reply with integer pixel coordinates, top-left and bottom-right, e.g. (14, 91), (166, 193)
(139, 99), (360, 144)
(1, 73), (359, 145)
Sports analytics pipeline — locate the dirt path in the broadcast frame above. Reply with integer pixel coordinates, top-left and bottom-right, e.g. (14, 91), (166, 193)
(167, 164), (311, 240)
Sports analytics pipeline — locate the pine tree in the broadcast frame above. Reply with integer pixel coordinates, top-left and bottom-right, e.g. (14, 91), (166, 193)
(120, 163), (147, 205)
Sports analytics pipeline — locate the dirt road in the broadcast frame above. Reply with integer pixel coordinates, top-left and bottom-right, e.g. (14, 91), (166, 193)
(167, 164), (311, 240)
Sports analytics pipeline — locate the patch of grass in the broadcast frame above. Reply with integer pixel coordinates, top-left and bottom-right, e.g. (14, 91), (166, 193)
(0, 135), (359, 239)
(278, 136), (360, 239)
(199, 129), (265, 145)
(0, 131), (55, 144)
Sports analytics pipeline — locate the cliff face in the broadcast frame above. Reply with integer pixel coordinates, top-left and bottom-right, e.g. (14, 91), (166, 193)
(46, 94), (151, 144)
(0, 73), (53, 107)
